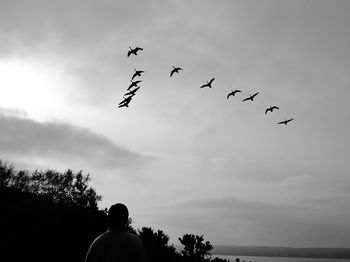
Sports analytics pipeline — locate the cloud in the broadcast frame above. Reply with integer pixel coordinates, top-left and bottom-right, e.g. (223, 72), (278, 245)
(0, 0), (162, 105)
(0, 106), (27, 118)
(0, 111), (146, 171)
(152, 196), (350, 247)
(0, 0), (153, 48)
(1, 1), (350, 248)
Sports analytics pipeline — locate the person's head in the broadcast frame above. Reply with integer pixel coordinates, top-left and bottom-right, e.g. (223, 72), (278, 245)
(108, 203), (129, 230)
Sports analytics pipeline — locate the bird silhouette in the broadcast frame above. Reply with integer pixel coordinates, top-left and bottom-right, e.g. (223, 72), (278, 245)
(227, 90), (242, 99)
(277, 118), (294, 125)
(200, 78), (215, 88)
(119, 95), (133, 105)
(131, 69), (145, 80)
(124, 86), (140, 97)
(118, 95), (134, 108)
(127, 80), (142, 91)
(127, 46), (143, 57)
(242, 92), (259, 102)
(170, 66), (183, 77)
(265, 105), (279, 114)
(118, 102), (130, 108)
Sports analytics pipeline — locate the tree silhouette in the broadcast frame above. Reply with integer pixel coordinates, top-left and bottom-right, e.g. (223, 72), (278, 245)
(179, 234), (213, 262)
(0, 160), (106, 262)
(0, 160), (101, 211)
(30, 169), (102, 209)
(0, 160), (15, 187)
(138, 227), (180, 262)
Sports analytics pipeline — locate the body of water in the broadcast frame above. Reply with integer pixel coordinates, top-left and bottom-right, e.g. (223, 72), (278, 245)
(214, 255), (350, 262)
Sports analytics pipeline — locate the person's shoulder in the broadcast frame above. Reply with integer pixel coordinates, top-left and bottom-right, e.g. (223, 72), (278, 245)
(117, 232), (143, 246)
(101, 230), (141, 244)
(124, 232), (142, 242)
(96, 231), (111, 239)
(91, 231), (112, 245)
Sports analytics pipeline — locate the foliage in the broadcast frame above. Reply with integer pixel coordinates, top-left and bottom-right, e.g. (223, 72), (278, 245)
(0, 160), (15, 187)
(0, 159), (227, 262)
(0, 160), (101, 210)
(179, 234), (213, 262)
(0, 160), (106, 262)
(0, 186), (107, 262)
(138, 227), (180, 262)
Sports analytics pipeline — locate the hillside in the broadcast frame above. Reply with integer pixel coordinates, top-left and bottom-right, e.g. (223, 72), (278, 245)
(212, 245), (350, 259)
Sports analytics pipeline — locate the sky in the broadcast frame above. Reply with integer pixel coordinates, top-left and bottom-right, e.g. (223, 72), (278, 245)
(0, 0), (350, 248)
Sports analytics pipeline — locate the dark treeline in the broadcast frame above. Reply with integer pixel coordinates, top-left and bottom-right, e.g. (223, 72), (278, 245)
(0, 160), (228, 262)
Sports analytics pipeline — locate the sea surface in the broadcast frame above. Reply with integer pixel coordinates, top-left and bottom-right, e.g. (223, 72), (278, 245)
(214, 255), (350, 262)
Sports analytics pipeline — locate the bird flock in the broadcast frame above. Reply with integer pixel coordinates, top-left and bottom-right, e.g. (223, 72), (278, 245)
(119, 46), (294, 126)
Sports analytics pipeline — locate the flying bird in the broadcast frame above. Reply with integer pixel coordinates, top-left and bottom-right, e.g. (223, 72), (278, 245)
(124, 86), (140, 97)
(131, 69), (145, 80)
(127, 80), (142, 91)
(119, 95), (133, 105)
(170, 66), (183, 77)
(200, 78), (215, 88)
(277, 118), (294, 125)
(118, 103), (130, 108)
(227, 90), (242, 99)
(242, 92), (259, 102)
(127, 46), (143, 57)
(118, 95), (134, 108)
(265, 105), (280, 115)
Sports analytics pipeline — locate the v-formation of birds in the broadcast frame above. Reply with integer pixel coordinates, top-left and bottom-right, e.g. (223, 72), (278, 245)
(119, 46), (294, 125)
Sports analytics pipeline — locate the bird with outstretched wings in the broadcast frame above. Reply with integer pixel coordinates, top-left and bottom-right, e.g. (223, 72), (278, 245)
(170, 66), (183, 77)
(124, 86), (140, 97)
(127, 80), (142, 91)
(242, 92), (259, 102)
(265, 105), (279, 114)
(227, 90), (242, 99)
(277, 118), (294, 125)
(200, 78), (215, 88)
(127, 46), (143, 57)
(118, 95), (134, 108)
(131, 69), (145, 80)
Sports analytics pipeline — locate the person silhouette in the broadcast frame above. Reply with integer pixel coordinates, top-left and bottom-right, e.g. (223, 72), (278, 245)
(85, 203), (148, 262)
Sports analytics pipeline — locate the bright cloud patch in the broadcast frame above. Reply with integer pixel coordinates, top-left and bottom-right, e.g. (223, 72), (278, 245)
(0, 112), (144, 171)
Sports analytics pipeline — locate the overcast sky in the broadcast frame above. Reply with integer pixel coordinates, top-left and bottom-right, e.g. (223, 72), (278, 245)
(1, 0), (350, 248)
